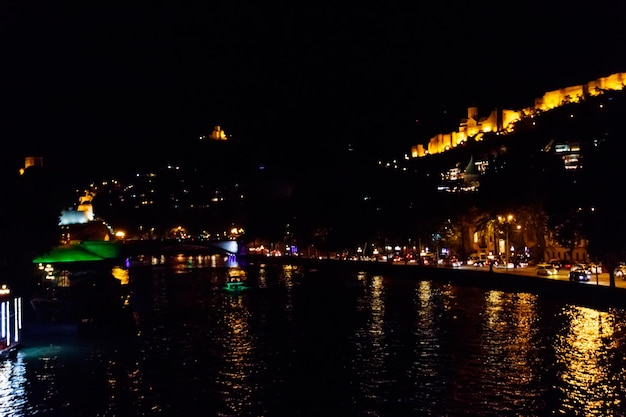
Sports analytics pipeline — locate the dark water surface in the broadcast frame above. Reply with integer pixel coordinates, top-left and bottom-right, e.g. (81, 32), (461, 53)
(5, 255), (626, 416)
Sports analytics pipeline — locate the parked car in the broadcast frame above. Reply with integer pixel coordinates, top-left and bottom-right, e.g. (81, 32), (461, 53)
(588, 263), (603, 274)
(467, 255), (486, 267)
(548, 259), (563, 270)
(536, 263), (557, 276)
(441, 256), (462, 267)
(571, 263), (591, 273)
(614, 264), (626, 280)
(466, 253), (487, 266)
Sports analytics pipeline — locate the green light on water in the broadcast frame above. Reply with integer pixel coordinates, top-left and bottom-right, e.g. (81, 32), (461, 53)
(224, 282), (249, 292)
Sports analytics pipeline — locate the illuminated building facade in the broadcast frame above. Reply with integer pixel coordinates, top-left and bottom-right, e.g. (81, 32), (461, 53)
(198, 125), (229, 141)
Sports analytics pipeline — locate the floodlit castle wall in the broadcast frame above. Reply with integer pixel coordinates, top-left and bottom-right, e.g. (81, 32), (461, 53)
(416, 72), (626, 157)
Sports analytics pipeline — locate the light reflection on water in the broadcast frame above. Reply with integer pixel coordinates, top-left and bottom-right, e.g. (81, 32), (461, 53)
(555, 306), (626, 415)
(215, 294), (256, 417)
(351, 274), (386, 412)
(0, 355), (27, 417)
(3, 260), (626, 416)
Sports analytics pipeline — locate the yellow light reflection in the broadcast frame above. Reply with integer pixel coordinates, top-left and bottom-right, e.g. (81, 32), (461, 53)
(481, 290), (541, 407)
(111, 266), (129, 285)
(281, 265), (295, 313)
(216, 293), (255, 416)
(412, 280), (440, 380)
(257, 264), (268, 288)
(555, 306), (620, 414)
(351, 274), (386, 403)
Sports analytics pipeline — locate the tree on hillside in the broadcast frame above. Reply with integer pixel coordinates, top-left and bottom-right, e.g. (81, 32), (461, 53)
(437, 217), (463, 257)
(585, 206), (624, 288)
(579, 133), (626, 287)
(549, 207), (586, 263)
(470, 204), (548, 264)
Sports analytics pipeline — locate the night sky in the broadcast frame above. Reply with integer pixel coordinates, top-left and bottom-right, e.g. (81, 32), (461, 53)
(3, 2), (626, 176)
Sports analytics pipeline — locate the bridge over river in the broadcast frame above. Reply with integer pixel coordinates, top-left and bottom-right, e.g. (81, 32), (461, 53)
(120, 239), (241, 257)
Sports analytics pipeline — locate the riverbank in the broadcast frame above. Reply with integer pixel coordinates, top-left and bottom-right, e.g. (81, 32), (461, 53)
(244, 255), (626, 310)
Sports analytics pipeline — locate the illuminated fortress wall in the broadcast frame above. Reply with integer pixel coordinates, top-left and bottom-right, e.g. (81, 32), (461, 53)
(413, 106), (517, 157)
(588, 72), (626, 94)
(412, 72), (626, 157)
(534, 84), (585, 110)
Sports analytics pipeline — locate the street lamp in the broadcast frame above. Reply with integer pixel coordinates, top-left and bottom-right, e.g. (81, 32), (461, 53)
(498, 214), (514, 271)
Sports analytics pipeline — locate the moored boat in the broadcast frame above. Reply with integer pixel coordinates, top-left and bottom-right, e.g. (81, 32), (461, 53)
(224, 267), (249, 291)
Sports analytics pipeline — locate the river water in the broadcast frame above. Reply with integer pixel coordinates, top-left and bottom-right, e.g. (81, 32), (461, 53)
(4, 254), (626, 416)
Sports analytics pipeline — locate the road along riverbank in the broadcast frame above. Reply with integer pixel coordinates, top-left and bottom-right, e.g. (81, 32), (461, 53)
(244, 255), (626, 310)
